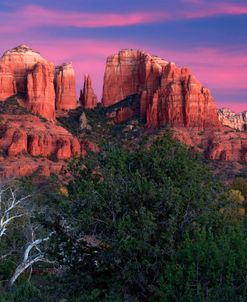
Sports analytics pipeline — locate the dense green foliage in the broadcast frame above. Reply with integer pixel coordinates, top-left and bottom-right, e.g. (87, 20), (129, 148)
(43, 134), (247, 301)
(159, 226), (247, 302)
(2, 133), (247, 301)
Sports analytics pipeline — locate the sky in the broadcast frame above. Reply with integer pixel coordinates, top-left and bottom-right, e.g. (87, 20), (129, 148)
(0, 0), (246, 111)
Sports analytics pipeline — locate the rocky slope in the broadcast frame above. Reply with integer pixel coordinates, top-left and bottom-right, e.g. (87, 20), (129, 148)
(0, 99), (83, 179)
(0, 98), (103, 180)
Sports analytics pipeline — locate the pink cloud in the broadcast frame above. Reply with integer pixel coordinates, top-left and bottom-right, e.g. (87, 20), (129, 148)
(185, 3), (247, 19)
(19, 3), (247, 26)
(0, 5), (171, 30)
(0, 3), (247, 33)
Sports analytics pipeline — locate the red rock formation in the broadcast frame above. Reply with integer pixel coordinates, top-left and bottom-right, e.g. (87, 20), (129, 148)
(79, 74), (97, 109)
(27, 62), (56, 120)
(55, 63), (77, 110)
(0, 113), (82, 179)
(102, 49), (219, 130)
(0, 65), (17, 100)
(102, 49), (167, 107)
(146, 92), (159, 128)
(145, 63), (220, 129)
(8, 129), (27, 157)
(0, 44), (46, 94)
(0, 115), (81, 159)
(172, 126), (247, 162)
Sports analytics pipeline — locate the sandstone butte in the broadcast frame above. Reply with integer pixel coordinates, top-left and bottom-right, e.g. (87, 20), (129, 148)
(0, 44), (46, 94)
(0, 45), (82, 120)
(102, 49), (247, 163)
(102, 49), (220, 130)
(55, 63), (77, 110)
(79, 74), (98, 109)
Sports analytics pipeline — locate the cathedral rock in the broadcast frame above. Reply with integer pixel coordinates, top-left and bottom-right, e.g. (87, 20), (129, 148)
(102, 49), (220, 130)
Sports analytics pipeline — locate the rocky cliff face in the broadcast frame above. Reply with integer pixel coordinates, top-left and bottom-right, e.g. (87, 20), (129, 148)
(218, 108), (247, 131)
(0, 45), (80, 119)
(0, 65), (17, 100)
(102, 49), (167, 107)
(145, 62), (220, 129)
(102, 49), (219, 130)
(79, 74), (97, 109)
(55, 63), (77, 110)
(0, 44), (46, 94)
(27, 62), (56, 120)
(172, 126), (247, 162)
(0, 111), (82, 179)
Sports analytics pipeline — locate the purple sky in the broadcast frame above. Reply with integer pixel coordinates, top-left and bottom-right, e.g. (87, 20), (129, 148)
(0, 0), (246, 111)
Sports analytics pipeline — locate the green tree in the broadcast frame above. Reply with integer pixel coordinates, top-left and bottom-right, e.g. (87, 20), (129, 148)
(158, 225), (247, 302)
(47, 134), (224, 301)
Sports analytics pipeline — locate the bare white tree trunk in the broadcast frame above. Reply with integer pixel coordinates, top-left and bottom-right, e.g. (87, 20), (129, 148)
(0, 186), (31, 238)
(8, 233), (54, 288)
(0, 186), (55, 288)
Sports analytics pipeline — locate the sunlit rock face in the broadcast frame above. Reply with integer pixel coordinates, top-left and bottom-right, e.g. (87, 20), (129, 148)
(102, 49), (167, 107)
(0, 45), (79, 119)
(102, 49), (220, 130)
(27, 62), (56, 120)
(0, 113), (82, 179)
(145, 62), (220, 129)
(218, 108), (247, 131)
(0, 64), (17, 100)
(0, 44), (46, 94)
(79, 74), (98, 109)
(55, 63), (77, 110)
(0, 45), (56, 119)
